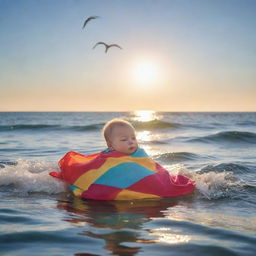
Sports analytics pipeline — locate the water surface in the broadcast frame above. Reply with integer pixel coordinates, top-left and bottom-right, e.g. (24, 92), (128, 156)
(0, 112), (255, 255)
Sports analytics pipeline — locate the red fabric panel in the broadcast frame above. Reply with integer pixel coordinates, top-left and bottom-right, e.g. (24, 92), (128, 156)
(127, 171), (173, 197)
(128, 171), (195, 197)
(58, 151), (125, 184)
(81, 184), (122, 200)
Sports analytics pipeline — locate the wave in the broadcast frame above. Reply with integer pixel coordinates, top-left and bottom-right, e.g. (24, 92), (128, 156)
(189, 131), (256, 144)
(167, 162), (254, 200)
(0, 123), (104, 132)
(148, 140), (169, 145)
(195, 171), (242, 200)
(0, 120), (180, 132)
(0, 161), (17, 169)
(0, 124), (59, 131)
(70, 124), (104, 131)
(199, 162), (256, 197)
(0, 160), (65, 195)
(154, 152), (210, 163)
(1, 158), (254, 200)
(200, 162), (252, 174)
(237, 120), (256, 126)
(132, 120), (181, 130)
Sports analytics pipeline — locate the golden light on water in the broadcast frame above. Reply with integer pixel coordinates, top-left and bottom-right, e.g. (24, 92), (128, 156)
(133, 110), (156, 122)
(133, 110), (161, 156)
(137, 130), (151, 142)
(132, 110), (155, 155)
(151, 228), (191, 244)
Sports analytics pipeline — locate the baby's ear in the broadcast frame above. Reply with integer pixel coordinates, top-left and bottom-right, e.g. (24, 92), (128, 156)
(106, 139), (112, 148)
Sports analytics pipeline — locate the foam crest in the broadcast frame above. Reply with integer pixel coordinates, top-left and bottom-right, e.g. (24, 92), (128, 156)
(166, 164), (240, 200)
(194, 171), (239, 199)
(0, 160), (65, 195)
(0, 159), (243, 200)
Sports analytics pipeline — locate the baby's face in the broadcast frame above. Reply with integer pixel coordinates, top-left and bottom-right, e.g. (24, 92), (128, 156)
(109, 125), (138, 155)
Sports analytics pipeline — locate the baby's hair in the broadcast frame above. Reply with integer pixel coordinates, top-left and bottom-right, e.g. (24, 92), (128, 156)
(102, 119), (135, 146)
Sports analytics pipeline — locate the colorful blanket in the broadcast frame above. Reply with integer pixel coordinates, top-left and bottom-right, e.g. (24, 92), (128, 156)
(50, 148), (195, 200)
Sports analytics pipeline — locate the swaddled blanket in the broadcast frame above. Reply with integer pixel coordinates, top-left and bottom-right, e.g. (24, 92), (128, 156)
(50, 148), (195, 200)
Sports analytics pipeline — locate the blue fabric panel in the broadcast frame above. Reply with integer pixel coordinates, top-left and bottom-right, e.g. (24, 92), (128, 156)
(70, 184), (77, 191)
(94, 162), (154, 188)
(131, 148), (148, 157)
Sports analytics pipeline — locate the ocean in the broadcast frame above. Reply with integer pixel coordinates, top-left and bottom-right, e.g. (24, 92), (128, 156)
(0, 111), (255, 256)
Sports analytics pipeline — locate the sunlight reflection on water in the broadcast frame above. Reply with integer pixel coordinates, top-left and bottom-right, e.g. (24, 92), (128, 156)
(137, 131), (152, 142)
(133, 110), (157, 122)
(150, 228), (191, 244)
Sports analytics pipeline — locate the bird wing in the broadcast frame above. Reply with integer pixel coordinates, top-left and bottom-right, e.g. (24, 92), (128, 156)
(82, 16), (99, 28)
(92, 42), (108, 49)
(109, 44), (122, 50)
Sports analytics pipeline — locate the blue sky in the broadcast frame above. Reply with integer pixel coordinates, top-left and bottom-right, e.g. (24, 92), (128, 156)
(1, 0), (255, 111)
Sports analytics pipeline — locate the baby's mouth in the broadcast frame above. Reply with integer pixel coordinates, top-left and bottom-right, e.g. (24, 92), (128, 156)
(129, 146), (136, 152)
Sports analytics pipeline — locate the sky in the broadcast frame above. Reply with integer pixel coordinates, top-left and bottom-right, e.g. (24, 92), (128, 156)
(0, 0), (255, 112)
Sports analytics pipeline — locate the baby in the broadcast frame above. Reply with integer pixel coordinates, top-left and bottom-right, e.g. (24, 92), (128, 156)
(102, 119), (138, 155)
(50, 118), (196, 200)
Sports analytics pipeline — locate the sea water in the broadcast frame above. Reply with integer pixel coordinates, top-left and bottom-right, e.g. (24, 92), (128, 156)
(0, 111), (255, 256)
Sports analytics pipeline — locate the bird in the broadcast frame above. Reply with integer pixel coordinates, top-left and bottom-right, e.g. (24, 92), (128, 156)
(82, 16), (99, 29)
(92, 42), (123, 53)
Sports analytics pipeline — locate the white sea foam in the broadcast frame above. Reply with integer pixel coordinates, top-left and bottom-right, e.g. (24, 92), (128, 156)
(166, 164), (240, 200)
(0, 160), (65, 195)
(0, 159), (241, 199)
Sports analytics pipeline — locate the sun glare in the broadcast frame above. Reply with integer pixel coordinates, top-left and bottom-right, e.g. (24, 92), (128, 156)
(134, 110), (156, 122)
(133, 61), (159, 87)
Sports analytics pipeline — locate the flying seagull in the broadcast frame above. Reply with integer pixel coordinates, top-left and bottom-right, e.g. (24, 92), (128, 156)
(92, 42), (123, 53)
(82, 16), (99, 29)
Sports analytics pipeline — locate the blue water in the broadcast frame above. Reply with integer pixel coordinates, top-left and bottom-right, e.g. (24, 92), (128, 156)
(0, 111), (255, 256)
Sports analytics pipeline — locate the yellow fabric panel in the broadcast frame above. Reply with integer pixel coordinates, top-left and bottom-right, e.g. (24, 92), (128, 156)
(130, 157), (157, 172)
(73, 187), (83, 197)
(74, 156), (130, 190)
(115, 189), (160, 200)
(71, 153), (98, 164)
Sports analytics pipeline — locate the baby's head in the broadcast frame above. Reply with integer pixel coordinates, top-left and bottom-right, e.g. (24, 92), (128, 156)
(102, 119), (138, 155)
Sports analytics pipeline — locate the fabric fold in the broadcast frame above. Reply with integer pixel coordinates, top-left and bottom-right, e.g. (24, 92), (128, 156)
(50, 148), (195, 200)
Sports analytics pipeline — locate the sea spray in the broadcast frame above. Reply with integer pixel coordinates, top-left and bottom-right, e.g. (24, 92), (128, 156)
(194, 171), (240, 199)
(166, 163), (241, 200)
(0, 158), (244, 200)
(0, 160), (65, 195)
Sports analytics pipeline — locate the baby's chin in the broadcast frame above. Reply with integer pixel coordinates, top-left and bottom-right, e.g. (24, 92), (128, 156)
(126, 146), (138, 155)
(115, 146), (138, 155)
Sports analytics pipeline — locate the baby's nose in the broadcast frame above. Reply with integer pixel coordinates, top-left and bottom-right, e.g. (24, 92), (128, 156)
(128, 139), (134, 144)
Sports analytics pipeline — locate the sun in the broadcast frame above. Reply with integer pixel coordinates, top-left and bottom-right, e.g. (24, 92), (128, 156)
(132, 61), (159, 87)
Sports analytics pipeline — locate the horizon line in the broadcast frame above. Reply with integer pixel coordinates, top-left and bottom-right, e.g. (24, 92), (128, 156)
(1, 110), (256, 113)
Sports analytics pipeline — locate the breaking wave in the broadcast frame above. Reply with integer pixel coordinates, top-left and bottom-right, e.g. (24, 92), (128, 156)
(0, 160), (65, 195)
(167, 162), (253, 200)
(0, 158), (254, 201)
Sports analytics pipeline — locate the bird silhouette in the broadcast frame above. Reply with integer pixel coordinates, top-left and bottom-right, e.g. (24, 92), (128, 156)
(82, 16), (99, 29)
(92, 42), (122, 53)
